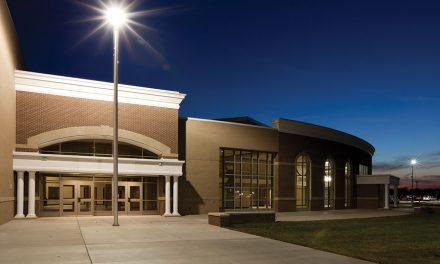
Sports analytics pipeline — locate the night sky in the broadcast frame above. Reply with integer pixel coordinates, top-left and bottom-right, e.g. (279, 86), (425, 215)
(7, 0), (440, 188)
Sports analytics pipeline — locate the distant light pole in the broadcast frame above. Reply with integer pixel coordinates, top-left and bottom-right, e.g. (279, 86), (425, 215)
(106, 6), (127, 227)
(410, 159), (417, 207)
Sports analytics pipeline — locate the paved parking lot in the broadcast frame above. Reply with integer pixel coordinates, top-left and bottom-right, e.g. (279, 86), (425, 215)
(0, 214), (375, 264)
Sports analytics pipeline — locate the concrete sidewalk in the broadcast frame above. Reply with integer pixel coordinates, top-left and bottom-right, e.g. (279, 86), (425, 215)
(0, 215), (374, 264)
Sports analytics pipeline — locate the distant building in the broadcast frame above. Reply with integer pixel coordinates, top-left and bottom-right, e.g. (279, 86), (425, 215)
(0, 3), (398, 224)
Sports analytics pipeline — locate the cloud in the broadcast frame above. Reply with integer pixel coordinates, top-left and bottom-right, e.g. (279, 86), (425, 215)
(374, 162), (405, 171)
(373, 151), (440, 188)
(426, 151), (440, 157)
(374, 151), (440, 171)
(398, 175), (440, 189)
(406, 174), (440, 182)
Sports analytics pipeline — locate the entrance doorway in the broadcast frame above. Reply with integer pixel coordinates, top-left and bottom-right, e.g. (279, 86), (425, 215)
(118, 182), (142, 215)
(41, 174), (159, 217)
(61, 180), (93, 216)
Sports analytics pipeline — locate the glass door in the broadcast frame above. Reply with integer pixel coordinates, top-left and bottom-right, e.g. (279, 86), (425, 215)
(41, 175), (61, 217)
(117, 184), (126, 214)
(61, 180), (93, 216)
(94, 180), (112, 215)
(78, 183), (93, 215)
(62, 183), (76, 216)
(128, 183), (142, 214)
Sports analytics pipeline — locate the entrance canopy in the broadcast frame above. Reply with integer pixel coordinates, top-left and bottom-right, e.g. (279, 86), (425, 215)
(357, 174), (400, 209)
(356, 174), (400, 186)
(13, 152), (184, 176)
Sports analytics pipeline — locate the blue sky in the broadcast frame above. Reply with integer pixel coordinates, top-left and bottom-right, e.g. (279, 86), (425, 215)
(7, 0), (440, 188)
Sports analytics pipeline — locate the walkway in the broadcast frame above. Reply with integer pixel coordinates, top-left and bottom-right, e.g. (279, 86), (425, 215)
(0, 215), (374, 264)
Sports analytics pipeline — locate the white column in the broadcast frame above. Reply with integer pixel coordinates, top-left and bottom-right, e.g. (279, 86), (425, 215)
(384, 184), (389, 209)
(393, 185), (398, 208)
(172, 176), (180, 216)
(27, 171), (37, 218)
(15, 171), (25, 218)
(164, 176), (171, 216)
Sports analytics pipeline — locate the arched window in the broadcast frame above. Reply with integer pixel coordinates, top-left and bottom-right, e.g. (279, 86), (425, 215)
(323, 159), (335, 209)
(345, 162), (352, 208)
(40, 139), (159, 159)
(295, 154), (311, 209)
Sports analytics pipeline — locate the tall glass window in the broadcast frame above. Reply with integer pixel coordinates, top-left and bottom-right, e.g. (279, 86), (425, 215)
(296, 154), (311, 209)
(219, 148), (274, 210)
(40, 139), (158, 159)
(344, 162), (352, 208)
(324, 159), (335, 209)
(359, 164), (369, 175)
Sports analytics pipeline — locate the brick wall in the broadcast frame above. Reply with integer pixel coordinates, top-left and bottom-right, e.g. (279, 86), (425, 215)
(16, 91), (178, 153)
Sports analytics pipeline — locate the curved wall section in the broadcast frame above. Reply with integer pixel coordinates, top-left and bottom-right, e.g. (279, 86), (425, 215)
(276, 130), (372, 212)
(273, 118), (375, 156)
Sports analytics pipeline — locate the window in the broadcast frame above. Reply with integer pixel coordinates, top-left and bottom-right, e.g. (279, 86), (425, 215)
(359, 164), (369, 175)
(296, 154), (311, 209)
(324, 159), (335, 209)
(40, 139), (158, 159)
(344, 162), (352, 208)
(219, 148), (274, 210)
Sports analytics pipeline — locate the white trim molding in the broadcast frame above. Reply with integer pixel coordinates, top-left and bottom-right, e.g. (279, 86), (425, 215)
(25, 126), (174, 157)
(13, 152), (184, 176)
(356, 174), (400, 185)
(15, 70), (186, 109)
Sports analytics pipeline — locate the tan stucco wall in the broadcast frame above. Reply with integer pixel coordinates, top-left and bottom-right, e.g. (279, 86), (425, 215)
(180, 119), (278, 214)
(0, 2), (24, 224)
(357, 184), (382, 209)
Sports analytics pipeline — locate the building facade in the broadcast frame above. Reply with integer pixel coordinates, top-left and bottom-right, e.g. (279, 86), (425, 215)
(6, 70), (391, 220)
(0, 3), (398, 223)
(13, 71), (185, 218)
(178, 117), (381, 215)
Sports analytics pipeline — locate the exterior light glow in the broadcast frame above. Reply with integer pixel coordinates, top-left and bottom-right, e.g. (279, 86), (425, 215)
(106, 7), (127, 28)
(411, 159), (417, 165)
(324, 176), (332, 182)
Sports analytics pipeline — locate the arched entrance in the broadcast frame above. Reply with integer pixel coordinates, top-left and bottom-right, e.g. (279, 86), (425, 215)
(13, 126), (183, 218)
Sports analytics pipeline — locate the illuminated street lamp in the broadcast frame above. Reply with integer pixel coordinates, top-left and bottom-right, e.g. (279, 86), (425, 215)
(106, 5), (127, 227)
(410, 159), (417, 207)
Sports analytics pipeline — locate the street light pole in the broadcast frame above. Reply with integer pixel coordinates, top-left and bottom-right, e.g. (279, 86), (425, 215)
(411, 163), (414, 207)
(410, 159), (417, 208)
(106, 6), (126, 227)
(112, 27), (120, 227)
